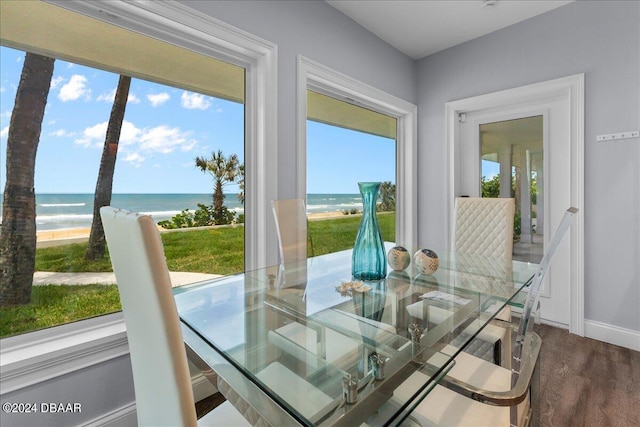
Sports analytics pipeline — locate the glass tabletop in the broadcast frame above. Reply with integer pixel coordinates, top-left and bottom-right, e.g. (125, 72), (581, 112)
(175, 246), (538, 426)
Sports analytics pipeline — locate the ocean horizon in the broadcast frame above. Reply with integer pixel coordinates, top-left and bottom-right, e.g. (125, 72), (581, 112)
(0, 193), (363, 231)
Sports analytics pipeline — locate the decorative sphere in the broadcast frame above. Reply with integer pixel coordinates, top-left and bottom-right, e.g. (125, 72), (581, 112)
(387, 246), (411, 271)
(413, 249), (439, 275)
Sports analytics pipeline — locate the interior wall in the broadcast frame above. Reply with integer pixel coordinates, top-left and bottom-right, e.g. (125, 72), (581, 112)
(416, 0), (640, 333)
(182, 0), (417, 200)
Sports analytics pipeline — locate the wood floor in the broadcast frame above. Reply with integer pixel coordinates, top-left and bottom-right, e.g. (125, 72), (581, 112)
(536, 324), (640, 427)
(196, 324), (640, 426)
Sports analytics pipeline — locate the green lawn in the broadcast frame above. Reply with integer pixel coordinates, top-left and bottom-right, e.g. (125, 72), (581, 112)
(0, 285), (122, 337)
(2, 213), (395, 338)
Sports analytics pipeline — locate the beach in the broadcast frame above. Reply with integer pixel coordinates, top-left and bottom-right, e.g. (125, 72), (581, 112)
(36, 211), (350, 245)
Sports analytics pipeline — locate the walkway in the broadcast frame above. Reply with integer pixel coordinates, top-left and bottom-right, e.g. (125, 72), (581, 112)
(33, 271), (222, 288)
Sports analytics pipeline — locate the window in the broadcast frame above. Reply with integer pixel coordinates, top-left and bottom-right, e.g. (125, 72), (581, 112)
(0, 1), (271, 338)
(298, 56), (417, 255)
(306, 90), (397, 255)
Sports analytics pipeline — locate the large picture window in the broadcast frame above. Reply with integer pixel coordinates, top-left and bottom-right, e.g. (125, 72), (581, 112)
(298, 56), (418, 257)
(0, 3), (248, 338)
(306, 90), (397, 255)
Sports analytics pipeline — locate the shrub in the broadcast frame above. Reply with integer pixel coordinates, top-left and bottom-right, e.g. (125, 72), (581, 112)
(159, 203), (235, 229)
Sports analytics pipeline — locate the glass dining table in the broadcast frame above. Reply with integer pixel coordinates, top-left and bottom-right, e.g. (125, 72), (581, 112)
(175, 245), (538, 426)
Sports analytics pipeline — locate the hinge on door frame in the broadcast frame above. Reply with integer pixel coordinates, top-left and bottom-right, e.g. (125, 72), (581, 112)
(458, 113), (466, 123)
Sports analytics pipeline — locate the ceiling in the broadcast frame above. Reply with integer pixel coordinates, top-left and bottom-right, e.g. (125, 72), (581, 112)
(327, 0), (573, 60)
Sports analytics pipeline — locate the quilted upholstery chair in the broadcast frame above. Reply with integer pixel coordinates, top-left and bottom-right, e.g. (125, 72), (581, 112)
(402, 207), (577, 427)
(452, 197), (515, 260)
(452, 197), (515, 364)
(100, 206), (249, 426)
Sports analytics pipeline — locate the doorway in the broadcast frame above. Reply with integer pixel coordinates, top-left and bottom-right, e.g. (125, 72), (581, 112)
(446, 75), (584, 333)
(476, 115), (544, 263)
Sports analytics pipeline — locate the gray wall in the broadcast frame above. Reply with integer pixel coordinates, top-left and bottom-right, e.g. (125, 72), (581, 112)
(416, 0), (640, 331)
(0, 355), (135, 427)
(183, 0), (417, 200)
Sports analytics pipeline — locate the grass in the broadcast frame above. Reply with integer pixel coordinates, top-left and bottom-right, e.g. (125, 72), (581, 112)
(2, 214), (395, 338)
(35, 225), (247, 275)
(0, 285), (122, 337)
(309, 212), (395, 256)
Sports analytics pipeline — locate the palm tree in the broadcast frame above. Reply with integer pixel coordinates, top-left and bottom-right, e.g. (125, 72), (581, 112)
(237, 163), (245, 205)
(378, 181), (396, 212)
(0, 53), (55, 307)
(195, 150), (240, 224)
(85, 75), (132, 260)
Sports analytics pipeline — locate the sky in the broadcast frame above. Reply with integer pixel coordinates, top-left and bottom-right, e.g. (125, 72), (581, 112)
(0, 46), (396, 195)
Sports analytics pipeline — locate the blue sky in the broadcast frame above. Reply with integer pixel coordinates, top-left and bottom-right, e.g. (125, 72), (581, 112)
(1, 46), (396, 195)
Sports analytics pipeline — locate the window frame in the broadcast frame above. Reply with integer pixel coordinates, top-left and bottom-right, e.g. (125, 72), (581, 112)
(0, 0), (276, 389)
(296, 56), (418, 251)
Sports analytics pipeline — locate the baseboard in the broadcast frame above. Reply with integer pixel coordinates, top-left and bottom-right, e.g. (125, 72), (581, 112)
(192, 372), (217, 402)
(83, 402), (136, 427)
(584, 320), (640, 351)
(508, 310), (639, 351)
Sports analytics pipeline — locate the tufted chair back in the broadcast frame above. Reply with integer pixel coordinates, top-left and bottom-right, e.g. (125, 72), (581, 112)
(453, 197), (515, 261)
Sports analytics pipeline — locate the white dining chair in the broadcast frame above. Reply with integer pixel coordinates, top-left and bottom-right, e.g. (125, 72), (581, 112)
(100, 206), (249, 427)
(451, 197), (516, 365)
(400, 207), (577, 427)
(271, 198), (315, 289)
(452, 197), (515, 260)
(403, 198), (516, 365)
(271, 198), (309, 264)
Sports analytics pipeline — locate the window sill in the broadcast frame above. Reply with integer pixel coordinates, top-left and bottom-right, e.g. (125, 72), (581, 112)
(0, 312), (129, 394)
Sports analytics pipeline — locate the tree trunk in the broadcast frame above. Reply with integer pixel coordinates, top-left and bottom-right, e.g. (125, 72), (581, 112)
(0, 53), (55, 307)
(213, 179), (224, 220)
(85, 75), (131, 260)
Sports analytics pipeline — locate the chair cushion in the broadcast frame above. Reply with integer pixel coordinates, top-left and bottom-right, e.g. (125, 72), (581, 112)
(197, 401), (250, 426)
(268, 321), (360, 369)
(256, 362), (333, 420)
(395, 345), (529, 426)
(406, 301), (509, 364)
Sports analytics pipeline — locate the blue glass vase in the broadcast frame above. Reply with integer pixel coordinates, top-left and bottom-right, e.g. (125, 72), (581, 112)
(352, 182), (387, 280)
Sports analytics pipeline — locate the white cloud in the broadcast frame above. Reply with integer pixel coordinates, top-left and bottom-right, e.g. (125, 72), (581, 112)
(138, 125), (196, 154)
(75, 122), (107, 147)
(124, 152), (145, 167)
(50, 76), (64, 89)
(74, 120), (196, 161)
(49, 129), (75, 137)
(75, 120), (142, 148)
(1, 111), (12, 120)
(147, 92), (170, 107)
(97, 88), (140, 104)
(181, 91), (211, 110)
(0, 86), (5, 93)
(1, 126), (8, 138)
(58, 74), (90, 101)
(118, 121), (142, 145)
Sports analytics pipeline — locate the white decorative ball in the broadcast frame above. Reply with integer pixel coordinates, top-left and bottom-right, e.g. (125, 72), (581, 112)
(413, 249), (439, 275)
(387, 246), (411, 271)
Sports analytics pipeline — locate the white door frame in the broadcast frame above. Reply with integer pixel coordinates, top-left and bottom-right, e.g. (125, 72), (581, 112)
(445, 74), (585, 336)
(297, 56), (418, 252)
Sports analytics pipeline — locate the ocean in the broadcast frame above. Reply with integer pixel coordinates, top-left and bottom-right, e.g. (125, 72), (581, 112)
(0, 193), (363, 231)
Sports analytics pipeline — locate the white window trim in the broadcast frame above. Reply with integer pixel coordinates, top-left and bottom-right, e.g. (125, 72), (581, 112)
(1, 0), (276, 387)
(297, 56), (418, 251)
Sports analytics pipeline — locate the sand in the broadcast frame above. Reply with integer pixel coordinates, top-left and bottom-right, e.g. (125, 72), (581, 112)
(36, 211), (352, 242)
